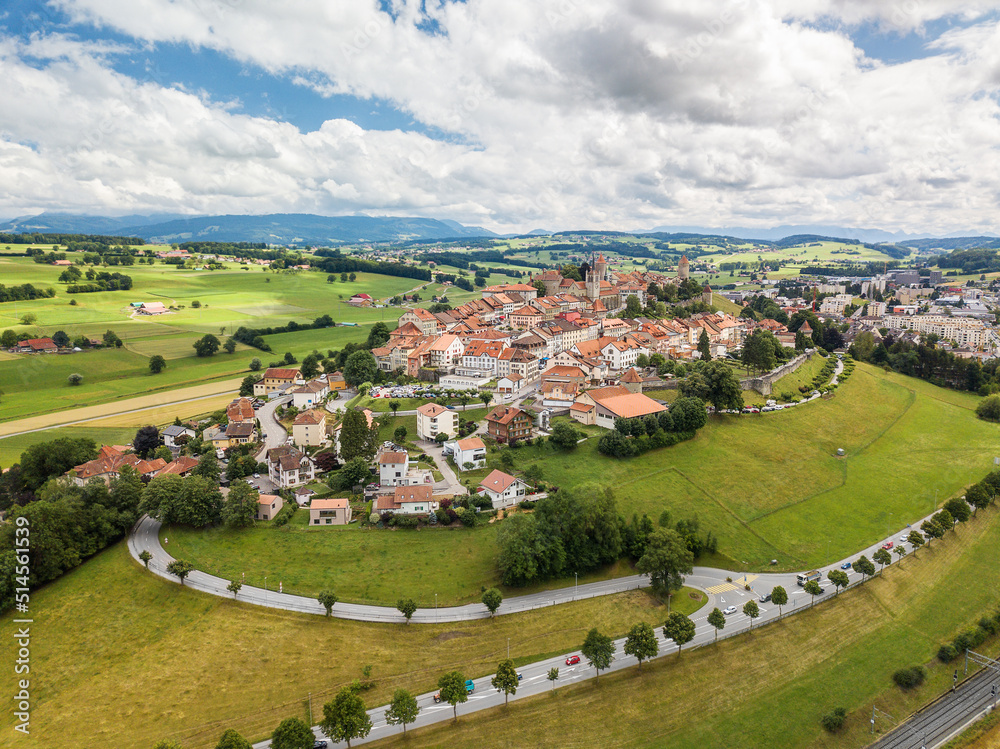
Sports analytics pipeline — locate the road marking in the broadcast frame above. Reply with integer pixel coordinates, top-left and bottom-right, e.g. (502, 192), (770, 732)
(706, 582), (736, 594)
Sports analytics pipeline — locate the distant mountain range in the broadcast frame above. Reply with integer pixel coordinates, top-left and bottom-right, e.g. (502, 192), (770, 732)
(0, 212), (496, 244)
(647, 224), (999, 245)
(1, 212), (998, 250)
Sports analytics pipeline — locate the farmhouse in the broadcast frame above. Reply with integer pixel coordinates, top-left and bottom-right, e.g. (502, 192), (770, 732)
(253, 367), (302, 396)
(16, 338), (58, 353)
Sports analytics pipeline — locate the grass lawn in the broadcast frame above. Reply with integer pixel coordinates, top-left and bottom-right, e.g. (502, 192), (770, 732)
(161, 364), (1000, 608)
(161, 502), (636, 607)
(0, 542), (692, 748)
(370, 505), (1000, 749)
(740, 352), (832, 407)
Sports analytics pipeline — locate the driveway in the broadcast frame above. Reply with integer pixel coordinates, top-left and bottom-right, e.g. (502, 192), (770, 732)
(425, 442), (467, 494)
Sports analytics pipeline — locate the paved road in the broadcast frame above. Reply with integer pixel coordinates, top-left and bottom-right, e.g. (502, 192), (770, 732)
(870, 662), (1000, 749)
(254, 395), (290, 461)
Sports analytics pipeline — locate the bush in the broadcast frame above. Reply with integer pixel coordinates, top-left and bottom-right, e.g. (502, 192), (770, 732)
(272, 503), (297, 527)
(392, 514), (419, 529)
(937, 643), (959, 663)
(459, 507), (477, 527)
(68, 373), (84, 386)
(434, 508), (450, 525)
(892, 665), (926, 689)
(821, 707), (847, 732)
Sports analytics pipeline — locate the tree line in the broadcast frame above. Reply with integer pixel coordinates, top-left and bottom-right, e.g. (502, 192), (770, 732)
(311, 252), (432, 282)
(0, 283), (55, 303)
(3, 232), (144, 246)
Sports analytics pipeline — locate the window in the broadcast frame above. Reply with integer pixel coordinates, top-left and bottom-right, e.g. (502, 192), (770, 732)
(326, 518), (332, 524)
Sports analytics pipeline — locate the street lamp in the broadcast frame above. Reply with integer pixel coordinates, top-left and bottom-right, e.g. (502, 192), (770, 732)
(264, 576), (268, 605)
(435, 593), (438, 622)
(574, 572), (578, 599)
(507, 638), (510, 660)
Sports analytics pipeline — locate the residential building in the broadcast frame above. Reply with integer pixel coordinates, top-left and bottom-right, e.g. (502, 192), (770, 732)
(309, 498), (352, 526)
(267, 446), (316, 488)
(256, 494), (284, 521)
(292, 409), (327, 448)
(290, 379), (329, 409)
(428, 334), (465, 368)
(372, 485), (439, 515)
(224, 422), (257, 446)
(574, 388), (667, 429)
(496, 374), (523, 395)
(253, 367), (302, 396)
(416, 402), (459, 441)
(486, 406), (533, 444)
(379, 451), (410, 486)
(156, 456), (201, 477)
(448, 437), (487, 471)
(497, 348), (539, 381)
(226, 397), (256, 424)
(161, 425), (195, 448)
(478, 469), (530, 509)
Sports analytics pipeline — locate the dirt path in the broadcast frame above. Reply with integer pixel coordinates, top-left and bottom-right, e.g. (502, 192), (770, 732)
(0, 378), (243, 438)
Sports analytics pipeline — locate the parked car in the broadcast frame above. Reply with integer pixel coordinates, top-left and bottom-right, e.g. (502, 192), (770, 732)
(840, 562), (852, 570)
(759, 593), (771, 603)
(881, 541), (894, 550)
(723, 606), (738, 615)
(313, 741), (328, 749)
(899, 534), (909, 543)
(253, 473), (260, 479)
(565, 655), (581, 665)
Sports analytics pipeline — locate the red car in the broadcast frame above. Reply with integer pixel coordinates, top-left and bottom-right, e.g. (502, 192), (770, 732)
(881, 541), (894, 550)
(565, 655), (581, 665)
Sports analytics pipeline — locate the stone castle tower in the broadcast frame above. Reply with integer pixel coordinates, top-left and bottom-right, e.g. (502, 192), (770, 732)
(702, 284), (713, 306)
(678, 255), (690, 281)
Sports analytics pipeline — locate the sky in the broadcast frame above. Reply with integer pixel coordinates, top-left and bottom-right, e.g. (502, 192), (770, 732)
(2, 0), (1000, 234)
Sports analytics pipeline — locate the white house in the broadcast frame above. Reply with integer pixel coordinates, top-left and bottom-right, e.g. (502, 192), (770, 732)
(161, 424), (196, 448)
(372, 485), (439, 515)
(290, 378), (329, 409)
(448, 437), (487, 471)
(379, 451), (410, 486)
(478, 469), (530, 509)
(416, 402), (458, 441)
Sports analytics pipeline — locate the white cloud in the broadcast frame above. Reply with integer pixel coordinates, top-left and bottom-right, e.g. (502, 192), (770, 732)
(1, 0), (999, 234)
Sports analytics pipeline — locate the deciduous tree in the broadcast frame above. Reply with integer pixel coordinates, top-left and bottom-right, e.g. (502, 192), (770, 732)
(318, 590), (338, 616)
(907, 530), (925, 555)
(397, 598), (417, 623)
(149, 354), (166, 373)
(193, 334), (221, 357)
(384, 688), (419, 734)
(547, 667), (559, 690)
(134, 425), (160, 458)
(139, 550), (152, 568)
(320, 687), (372, 748)
(223, 480), (259, 529)
(662, 612), (696, 654)
(581, 628), (615, 682)
(437, 670), (468, 720)
(624, 621), (658, 670)
(482, 587), (503, 617)
(852, 555), (876, 581)
(804, 579), (823, 606)
(743, 600), (760, 630)
(227, 580), (242, 598)
(873, 548), (892, 572)
(771, 585), (788, 615)
(827, 569), (849, 595)
(707, 607), (726, 642)
(491, 659), (519, 705)
(166, 560), (194, 585)
(270, 716), (314, 749)
(215, 728), (252, 749)
(635, 528), (694, 597)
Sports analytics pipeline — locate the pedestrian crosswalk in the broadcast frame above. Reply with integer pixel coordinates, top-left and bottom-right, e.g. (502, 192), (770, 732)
(705, 575), (759, 595)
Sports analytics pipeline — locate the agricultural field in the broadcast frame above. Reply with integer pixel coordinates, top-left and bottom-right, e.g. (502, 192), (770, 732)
(0, 541), (698, 748)
(0, 255), (426, 422)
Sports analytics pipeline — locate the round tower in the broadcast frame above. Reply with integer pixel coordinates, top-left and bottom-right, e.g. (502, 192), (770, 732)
(678, 255), (690, 281)
(702, 284), (713, 306)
